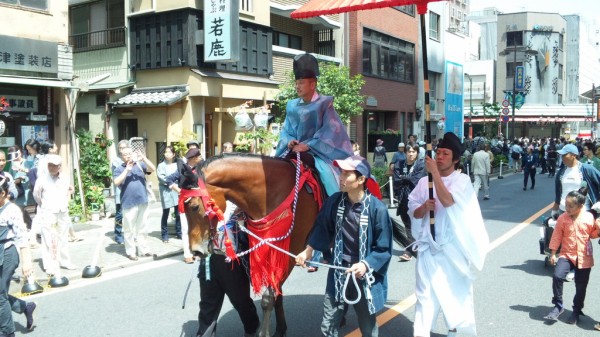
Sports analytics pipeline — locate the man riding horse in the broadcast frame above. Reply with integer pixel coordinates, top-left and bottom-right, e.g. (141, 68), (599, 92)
(275, 53), (353, 196)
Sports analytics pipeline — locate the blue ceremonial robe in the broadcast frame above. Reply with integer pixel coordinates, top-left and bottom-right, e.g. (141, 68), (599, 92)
(275, 95), (352, 195)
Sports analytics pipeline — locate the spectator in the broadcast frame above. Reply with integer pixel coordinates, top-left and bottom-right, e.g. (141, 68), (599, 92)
(582, 141), (600, 171)
(32, 154), (77, 275)
(222, 142), (234, 153)
(522, 145), (539, 191)
(156, 146), (180, 243)
(393, 144), (425, 261)
(351, 140), (360, 156)
(112, 146), (156, 261)
(511, 141), (523, 173)
(0, 177), (37, 334)
(408, 132), (489, 337)
(168, 148), (203, 264)
(472, 143), (491, 200)
(372, 139), (387, 168)
(110, 140), (130, 244)
(544, 187), (599, 325)
(7, 146), (29, 206)
(295, 155), (392, 337)
(552, 144), (600, 218)
(546, 139), (558, 177)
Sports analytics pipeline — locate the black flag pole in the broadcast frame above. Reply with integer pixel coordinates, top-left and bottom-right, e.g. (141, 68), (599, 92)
(419, 12), (435, 241)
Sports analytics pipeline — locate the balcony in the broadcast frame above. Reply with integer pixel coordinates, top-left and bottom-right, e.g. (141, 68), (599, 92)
(69, 27), (127, 53)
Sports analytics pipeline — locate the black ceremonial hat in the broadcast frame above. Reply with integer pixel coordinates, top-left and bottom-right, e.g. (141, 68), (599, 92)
(293, 53), (319, 80)
(437, 132), (463, 158)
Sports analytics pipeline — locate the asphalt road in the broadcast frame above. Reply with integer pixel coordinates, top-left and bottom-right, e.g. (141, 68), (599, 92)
(13, 170), (600, 336)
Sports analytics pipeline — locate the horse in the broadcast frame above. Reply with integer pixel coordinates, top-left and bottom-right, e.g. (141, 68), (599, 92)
(185, 153), (321, 337)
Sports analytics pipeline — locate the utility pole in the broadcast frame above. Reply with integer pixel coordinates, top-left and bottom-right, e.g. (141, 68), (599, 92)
(465, 73), (473, 139)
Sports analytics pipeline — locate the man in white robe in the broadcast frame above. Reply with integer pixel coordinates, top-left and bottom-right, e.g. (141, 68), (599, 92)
(408, 132), (489, 337)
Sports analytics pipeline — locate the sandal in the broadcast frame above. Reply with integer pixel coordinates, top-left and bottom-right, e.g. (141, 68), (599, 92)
(399, 253), (412, 262)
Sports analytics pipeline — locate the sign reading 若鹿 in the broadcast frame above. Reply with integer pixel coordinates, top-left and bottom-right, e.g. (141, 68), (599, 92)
(203, 0), (240, 62)
(0, 35), (58, 75)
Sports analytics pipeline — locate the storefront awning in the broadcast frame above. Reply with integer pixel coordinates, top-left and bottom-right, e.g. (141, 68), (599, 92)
(0, 75), (73, 88)
(111, 85), (189, 108)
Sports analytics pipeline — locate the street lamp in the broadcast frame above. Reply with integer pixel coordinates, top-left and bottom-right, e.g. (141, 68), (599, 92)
(465, 73), (473, 139)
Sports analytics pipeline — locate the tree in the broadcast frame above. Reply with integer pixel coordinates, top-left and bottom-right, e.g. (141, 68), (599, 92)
(481, 102), (501, 138)
(274, 62), (365, 124)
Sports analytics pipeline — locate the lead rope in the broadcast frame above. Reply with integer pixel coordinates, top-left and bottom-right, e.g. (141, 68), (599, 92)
(181, 258), (199, 309)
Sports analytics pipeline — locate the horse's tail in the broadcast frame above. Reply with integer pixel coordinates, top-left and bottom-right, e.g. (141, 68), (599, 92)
(391, 217), (412, 248)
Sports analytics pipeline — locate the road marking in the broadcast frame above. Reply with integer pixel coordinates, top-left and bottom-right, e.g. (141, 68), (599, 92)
(345, 202), (554, 336)
(20, 259), (185, 299)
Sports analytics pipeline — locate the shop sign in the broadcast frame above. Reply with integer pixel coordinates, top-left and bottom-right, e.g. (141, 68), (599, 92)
(0, 95), (37, 113)
(204, 0), (240, 62)
(0, 35), (58, 74)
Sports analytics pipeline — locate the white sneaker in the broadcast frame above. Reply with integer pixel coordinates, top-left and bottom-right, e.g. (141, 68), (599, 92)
(565, 271), (575, 282)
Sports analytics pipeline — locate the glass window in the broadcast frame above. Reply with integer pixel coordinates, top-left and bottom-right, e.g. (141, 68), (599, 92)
(429, 12), (440, 41)
(362, 28), (415, 83)
(506, 31), (523, 47)
(273, 31), (302, 50)
(0, 0), (47, 10)
(393, 5), (415, 16)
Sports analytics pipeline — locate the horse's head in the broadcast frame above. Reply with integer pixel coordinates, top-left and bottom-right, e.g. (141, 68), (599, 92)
(184, 196), (213, 257)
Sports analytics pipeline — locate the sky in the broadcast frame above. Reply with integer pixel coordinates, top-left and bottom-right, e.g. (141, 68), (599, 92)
(470, 0), (599, 23)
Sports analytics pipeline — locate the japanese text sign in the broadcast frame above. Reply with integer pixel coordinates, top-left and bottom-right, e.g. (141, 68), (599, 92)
(0, 35), (58, 75)
(204, 0), (240, 62)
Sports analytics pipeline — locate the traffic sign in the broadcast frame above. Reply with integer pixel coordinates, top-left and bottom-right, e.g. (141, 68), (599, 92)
(502, 115), (509, 122)
(502, 100), (509, 107)
(502, 108), (510, 115)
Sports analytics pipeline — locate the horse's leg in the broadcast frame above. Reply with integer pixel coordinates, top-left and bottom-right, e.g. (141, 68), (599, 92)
(258, 287), (275, 337)
(273, 293), (287, 337)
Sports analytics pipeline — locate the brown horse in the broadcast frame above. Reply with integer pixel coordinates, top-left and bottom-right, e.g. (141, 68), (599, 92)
(185, 153), (320, 337)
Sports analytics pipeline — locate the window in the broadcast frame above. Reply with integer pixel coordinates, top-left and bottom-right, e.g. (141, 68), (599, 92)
(273, 31), (302, 50)
(506, 31), (523, 47)
(75, 113), (90, 133)
(363, 28), (415, 83)
(506, 62), (523, 77)
(558, 64), (563, 79)
(240, 0), (252, 12)
(429, 12), (440, 41)
(559, 34), (564, 50)
(394, 5), (415, 16)
(69, 0), (125, 52)
(0, 0), (47, 10)
(95, 94), (106, 107)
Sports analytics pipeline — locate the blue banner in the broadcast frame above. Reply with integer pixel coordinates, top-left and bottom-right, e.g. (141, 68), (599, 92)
(515, 66), (525, 91)
(444, 61), (464, 139)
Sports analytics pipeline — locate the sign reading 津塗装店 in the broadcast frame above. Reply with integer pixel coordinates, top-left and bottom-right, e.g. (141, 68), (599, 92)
(203, 0), (240, 62)
(0, 35), (58, 75)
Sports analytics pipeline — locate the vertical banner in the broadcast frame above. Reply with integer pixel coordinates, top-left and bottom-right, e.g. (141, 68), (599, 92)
(444, 61), (464, 140)
(204, 0), (240, 62)
(515, 66), (525, 91)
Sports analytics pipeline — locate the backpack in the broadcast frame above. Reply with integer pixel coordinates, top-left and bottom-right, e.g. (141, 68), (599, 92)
(511, 151), (520, 160)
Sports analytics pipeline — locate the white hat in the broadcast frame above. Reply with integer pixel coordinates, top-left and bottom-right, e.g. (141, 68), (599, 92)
(418, 141), (426, 146)
(46, 154), (62, 165)
(397, 142), (405, 148)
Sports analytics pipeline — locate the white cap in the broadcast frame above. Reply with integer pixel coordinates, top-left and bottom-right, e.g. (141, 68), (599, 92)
(398, 142), (405, 148)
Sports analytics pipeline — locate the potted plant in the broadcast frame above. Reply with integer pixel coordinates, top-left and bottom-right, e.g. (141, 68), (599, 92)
(68, 200), (83, 223)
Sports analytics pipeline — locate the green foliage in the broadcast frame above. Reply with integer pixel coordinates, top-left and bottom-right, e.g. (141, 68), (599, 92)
(369, 129), (402, 135)
(74, 130), (113, 214)
(236, 128), (279, 154)
(68, 199), (83, 217)
(173, 130), (198, 157)
(274, 62), (366, 124)
(493, 154), (508, 168)
(480, 102), (502, 139)
(370, 166), (390, 196)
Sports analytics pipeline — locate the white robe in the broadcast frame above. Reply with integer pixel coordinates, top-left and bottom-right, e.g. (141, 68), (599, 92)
(408, 171), (489, 336)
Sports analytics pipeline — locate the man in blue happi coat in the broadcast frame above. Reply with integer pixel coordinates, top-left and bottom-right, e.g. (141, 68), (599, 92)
(275, 53), (353, 196)
(296, 156), (392, 337)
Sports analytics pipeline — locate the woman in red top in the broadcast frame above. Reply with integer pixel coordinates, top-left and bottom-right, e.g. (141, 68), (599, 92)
(544, 186), (600, 325)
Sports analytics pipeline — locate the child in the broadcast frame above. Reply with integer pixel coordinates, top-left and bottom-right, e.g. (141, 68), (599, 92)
(544, 186), (600, 325)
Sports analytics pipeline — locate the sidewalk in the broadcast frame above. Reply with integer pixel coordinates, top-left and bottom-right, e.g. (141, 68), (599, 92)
(10, 199), (186, 296)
